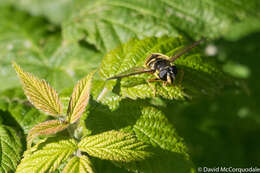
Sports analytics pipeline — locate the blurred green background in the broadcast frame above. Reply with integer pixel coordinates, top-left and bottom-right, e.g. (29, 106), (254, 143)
(0, 0), (260, 172)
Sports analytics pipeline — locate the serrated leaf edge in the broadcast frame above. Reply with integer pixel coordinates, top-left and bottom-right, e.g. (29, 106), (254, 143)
(27, 120), (69, 148)
(67, 71), (94, 123)
(13, 62), (63, 116)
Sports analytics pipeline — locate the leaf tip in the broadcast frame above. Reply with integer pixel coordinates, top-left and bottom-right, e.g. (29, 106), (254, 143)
(12, 61), (22, 74)
(67, 71), (95, 123)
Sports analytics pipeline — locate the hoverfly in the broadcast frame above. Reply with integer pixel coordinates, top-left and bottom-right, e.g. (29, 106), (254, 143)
(107, 38), (206, 85)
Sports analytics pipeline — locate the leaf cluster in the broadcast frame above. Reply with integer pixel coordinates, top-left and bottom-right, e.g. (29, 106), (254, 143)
(12, 63), (151, 172)
(0, 0), (260, 173)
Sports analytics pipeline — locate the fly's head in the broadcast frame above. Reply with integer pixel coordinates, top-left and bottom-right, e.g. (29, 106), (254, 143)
(158, 65), (178, 84)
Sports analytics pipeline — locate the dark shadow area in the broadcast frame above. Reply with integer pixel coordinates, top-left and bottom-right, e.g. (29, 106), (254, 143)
(80, 145), (194, 173)
(85, 98), (148, 134)
(179, 65), (237, 99)
(162, 32), (260, 167)
(111, 78), (122, 95)
(0, 110), (26, 150)
(90, 157), (130, 173)
(79, 39), (100, 52)
(77, 97), (195, 172)
(113, 147), (194, 173)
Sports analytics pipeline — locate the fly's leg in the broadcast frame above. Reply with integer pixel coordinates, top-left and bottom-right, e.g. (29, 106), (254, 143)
(147, 78), (160, 96)
(148, 78), (160, 82)
(163, 81), (168, 87)
(149, 78), (168, 87)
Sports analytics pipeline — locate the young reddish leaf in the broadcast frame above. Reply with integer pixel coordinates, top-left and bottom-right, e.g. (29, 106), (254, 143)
(78, 130), (151, 162)
(67, 72), (94, 123)
(13, 62), (63, 116)
(27, 120), (69, 148)
(62, 155), (95, 173)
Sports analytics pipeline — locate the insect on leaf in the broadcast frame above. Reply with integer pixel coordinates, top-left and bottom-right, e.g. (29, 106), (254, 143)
(27, 120), (69, 148)
(13, 62), (63, 116)
(78, 130), (151, 162)
(16, 137), (77, 173)
(99, 36), (233, 100)
(67, 71), (94, 124)
(62, 155), (95, 173)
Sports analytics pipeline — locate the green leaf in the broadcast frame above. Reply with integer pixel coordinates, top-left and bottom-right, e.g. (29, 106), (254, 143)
(86, 100), (189, 156)
(0, 115), (3, 125)
(114, 150), (195, 173)
(63, 0), (260, 51)
(85, 100), (194, 172)
(99, 36), (231, 100)
(122, 152), (195, 173)
(67, 72), (94, 123)
(13, 62), (63, 117)
(27, 120), (69, 148)
(16, 137), (77, 173)
(133, 106), (188, 157)
(78, 130), (151, 162)
(0, 88), (48, 133)
(62, 155), (95, 173)
(91, 79), (122, 111)
(0, 7), (103, 92)
(0, 0), (74, 24)
(0, 125), (22, 173)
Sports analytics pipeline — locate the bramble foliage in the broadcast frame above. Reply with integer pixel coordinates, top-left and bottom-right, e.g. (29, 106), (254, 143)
(63, 0), (260, 51)
(62, 155), (95, 173)
(0, 0), (260, 173)
(99, 36), (232, 101)
(12, 64), (150, 172)
(26, 120), (69, 148)
(78, 130), (151, 162)
(16, 137), (78, 173)
(13, 62), (63, 116)
(67, 72), (94, 123)
(0, 125), (22, 172)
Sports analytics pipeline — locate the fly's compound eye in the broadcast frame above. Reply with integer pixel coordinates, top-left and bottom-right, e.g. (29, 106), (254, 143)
(158, 69), (168, 81)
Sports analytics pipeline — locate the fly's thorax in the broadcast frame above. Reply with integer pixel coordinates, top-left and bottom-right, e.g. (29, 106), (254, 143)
(144, 53), (177, 83)
(145, 53), (169, 70)
(146, 58), (171, 71)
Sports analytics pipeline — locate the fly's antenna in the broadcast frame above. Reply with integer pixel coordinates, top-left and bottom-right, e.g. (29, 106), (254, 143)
(170, 37), (207, 62)
(106, 68), (154, 80)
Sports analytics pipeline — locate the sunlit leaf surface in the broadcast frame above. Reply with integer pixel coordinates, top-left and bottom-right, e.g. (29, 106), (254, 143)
(13, 62), (63, 116)
(27, 120), (69, 148)
(62, 155), (95, 173)
(78, 130), (150, 162)
(67, 72), (94, 123)
(16, 137), (77, 173)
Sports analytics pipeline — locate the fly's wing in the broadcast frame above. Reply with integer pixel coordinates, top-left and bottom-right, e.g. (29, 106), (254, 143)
(169, 37), (206, 62)
(106, 67), (154, 80)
